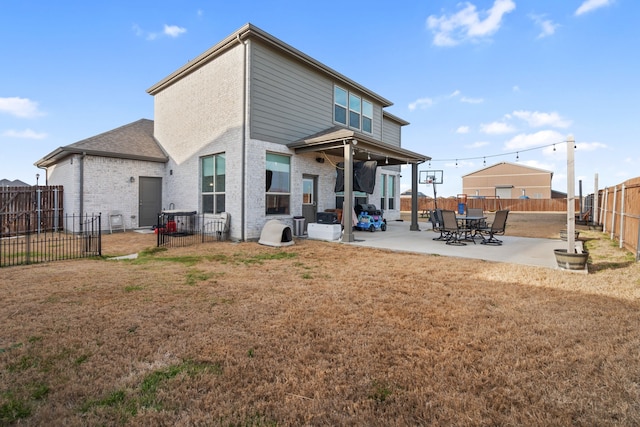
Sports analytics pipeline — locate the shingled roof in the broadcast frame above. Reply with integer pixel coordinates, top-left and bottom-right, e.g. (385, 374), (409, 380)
(35, 119), (167, 167)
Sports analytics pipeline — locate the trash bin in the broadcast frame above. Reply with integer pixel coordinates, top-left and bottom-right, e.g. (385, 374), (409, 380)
(293, 216), (305, 237)
(457, 203), (466, 215)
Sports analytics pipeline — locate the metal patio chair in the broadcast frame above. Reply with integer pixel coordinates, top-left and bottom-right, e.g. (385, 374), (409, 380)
(477, 210), (509, 245)
(430, 209), (447, 241)
(441, 209), (470, 246)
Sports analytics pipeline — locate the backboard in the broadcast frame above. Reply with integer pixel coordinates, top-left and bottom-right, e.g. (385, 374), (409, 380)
(419, 170), (443, 185)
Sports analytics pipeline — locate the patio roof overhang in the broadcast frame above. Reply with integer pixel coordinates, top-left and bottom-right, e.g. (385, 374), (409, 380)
(286, 127), (429, 166)
(288, 127), (430, 242)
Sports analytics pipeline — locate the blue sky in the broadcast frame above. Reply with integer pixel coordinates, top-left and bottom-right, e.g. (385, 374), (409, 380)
(1, 0), (637, 197)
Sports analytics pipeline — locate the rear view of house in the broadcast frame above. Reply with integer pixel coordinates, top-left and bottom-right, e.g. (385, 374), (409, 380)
(36, 23), (429, 241)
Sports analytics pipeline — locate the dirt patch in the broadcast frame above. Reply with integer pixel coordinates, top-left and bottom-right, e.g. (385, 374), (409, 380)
(2, 214), (639, 425)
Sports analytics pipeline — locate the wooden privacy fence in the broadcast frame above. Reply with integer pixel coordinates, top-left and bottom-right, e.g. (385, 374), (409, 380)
(0, 186), (64, 236)
(597, 176), (640, 260)
(400, 197), (578, 213)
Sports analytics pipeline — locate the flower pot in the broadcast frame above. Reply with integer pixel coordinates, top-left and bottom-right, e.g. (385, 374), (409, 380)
(560, 230), (580, 241)
(554, 249), (589, 271)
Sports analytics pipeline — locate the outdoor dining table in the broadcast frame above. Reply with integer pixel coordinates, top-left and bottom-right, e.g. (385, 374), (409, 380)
(456, 215), (487, 241)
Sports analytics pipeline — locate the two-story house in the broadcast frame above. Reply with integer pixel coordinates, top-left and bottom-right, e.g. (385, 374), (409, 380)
(36, 23), (429, 242)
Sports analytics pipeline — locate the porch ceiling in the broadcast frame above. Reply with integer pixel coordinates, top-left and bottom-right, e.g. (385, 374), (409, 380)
(287, 127), (429, 166)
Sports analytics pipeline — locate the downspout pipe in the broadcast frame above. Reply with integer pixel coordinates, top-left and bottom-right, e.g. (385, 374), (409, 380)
(237, 32), (248, 241)
(80, 152), (86, 232)
(37, 165), (48, 186)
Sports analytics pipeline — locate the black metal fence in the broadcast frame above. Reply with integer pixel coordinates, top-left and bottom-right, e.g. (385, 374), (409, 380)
(1, 213), (102, 268)
(156, 211), (229, 248)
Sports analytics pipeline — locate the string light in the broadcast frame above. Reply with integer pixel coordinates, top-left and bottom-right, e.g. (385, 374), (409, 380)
(516, 152), (519, 161)
(427, 140), (566, 164)
(483, 157), (486, 166)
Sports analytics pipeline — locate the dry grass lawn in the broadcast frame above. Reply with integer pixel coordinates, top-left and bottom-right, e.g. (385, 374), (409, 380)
(1, 213), (639, 425)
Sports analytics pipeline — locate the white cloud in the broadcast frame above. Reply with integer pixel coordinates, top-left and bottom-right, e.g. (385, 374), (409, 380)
(466, 141), (490, 149)
(512, 110), (572, 128)
(164, 24), (187, 38)
(480, 121), (516, 135)
(576, 141), (607, 151)
(512, 85), (520, 92)
(575, 0), (613, 16)
(504, 130), (565, 150)
(2, 129), (47, 139)
(133, 23), (187, 40)
(461, 96), (484, 104)
(408, 97), (433, 111)
(449, 89), (461, 98)
(427, 0), (516, 47)
(456, 126), (470, 134)
(530, 14), (559, 39)
(0, 97), (44, 118)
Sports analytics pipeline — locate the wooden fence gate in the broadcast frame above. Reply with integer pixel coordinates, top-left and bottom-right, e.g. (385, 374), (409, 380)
(0, 186), (64, 236)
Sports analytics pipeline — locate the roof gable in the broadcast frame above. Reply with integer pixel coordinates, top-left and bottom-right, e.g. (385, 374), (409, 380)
(463, 162), (552, 178)
(146, 23), (394, 108)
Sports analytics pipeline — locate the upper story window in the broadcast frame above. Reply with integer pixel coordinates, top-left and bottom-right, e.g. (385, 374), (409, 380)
(349, 93), (361, 130)
(362, 99), (373, 133)
(334, 86), (373, 134)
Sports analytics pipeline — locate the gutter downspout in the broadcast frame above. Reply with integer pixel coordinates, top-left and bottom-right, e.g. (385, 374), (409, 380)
(237, 32), (248, 241)
(80, 152), (86, 232)
(37, 165), (48, 186)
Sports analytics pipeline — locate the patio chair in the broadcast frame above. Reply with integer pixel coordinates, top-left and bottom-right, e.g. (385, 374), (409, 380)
(430, 209), (447, 241)
(441, 209), (470, 246)
(477, 210), (509, 245)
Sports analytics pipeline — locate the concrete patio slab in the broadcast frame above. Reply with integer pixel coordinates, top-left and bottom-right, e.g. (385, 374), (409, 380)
(344, 220), (570, 270)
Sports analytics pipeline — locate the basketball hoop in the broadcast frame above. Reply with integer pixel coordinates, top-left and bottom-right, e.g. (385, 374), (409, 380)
(427, 178), (433, 185)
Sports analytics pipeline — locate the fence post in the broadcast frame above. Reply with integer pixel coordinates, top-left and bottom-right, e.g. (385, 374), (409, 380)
(610, 186), (617, 241)
(593, 173), (599, 225)
(619, 184), (626, 249)
(36, 187), (41, 235)
(53, 187), (59, 232)
(602, 188), (608, 233)
(26, 213), (31, 265)
(98, 213), (102, 256)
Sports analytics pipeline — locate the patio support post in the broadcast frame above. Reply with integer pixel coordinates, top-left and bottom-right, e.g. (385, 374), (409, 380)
(410, 162), (420, 231)
(593, 173), (599, 225)
(342, 141), (355, 242)
(566, 136), (576, 253)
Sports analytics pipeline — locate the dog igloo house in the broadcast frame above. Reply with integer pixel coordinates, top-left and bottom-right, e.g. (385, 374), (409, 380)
(258, 220), (294, 247)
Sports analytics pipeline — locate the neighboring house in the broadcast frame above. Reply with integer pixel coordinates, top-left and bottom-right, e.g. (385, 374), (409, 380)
(400, 189), (427, 198)
(36, 23), (429, 241)
(0, 179), (30, 187)
(462, 162), (553, 199)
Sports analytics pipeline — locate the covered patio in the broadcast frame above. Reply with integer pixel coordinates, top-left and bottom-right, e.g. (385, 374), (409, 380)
(288, 126), (430, 242)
